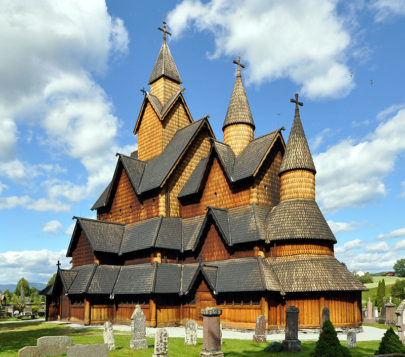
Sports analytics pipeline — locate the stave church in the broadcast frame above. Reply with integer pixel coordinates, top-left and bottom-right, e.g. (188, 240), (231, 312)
(42, 22), (366, 329)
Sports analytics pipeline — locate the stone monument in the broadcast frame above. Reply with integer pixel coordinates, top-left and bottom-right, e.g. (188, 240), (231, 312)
(153, 328), (169, 357)
(253, 315), (267, 342)
(364, 297), (376, 323)
(130, 305), (148, 350)
(200, 307), (224, 357)
(378, 297), (387, 324)
(185, 320), (198, 345)
(282, 306), (301, 352)
(321, 306), (330, 329)
(395, 299), (405, 343)
(374, 306), (379, 319)
(103, 321), (115, 350)
(347, 330), (356, 349)
(385, 296), (396, 326)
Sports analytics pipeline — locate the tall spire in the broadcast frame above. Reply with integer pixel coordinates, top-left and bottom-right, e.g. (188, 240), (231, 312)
(149, 21), (182, 85)
(222, 57), (255, 130)
(279, 93), (316, 175)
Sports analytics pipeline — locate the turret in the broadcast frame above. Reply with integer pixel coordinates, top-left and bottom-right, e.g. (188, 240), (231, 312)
(223, 57), (255, 156)
(279, 93), (316, 201)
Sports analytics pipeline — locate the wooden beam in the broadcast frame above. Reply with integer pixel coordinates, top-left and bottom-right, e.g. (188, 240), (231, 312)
(84, 298), (90, 325)
(261, 296), (269, 329)
(150, 297), (157, 327)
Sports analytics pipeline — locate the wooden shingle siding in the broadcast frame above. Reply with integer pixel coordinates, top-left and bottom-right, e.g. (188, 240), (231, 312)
(138, 102), (163, 161)
(162, 100), (192, 150)
(223, 124), (253, 156)
(280, 169), (315, 201)
(269, 242), (334, 257)
(180, 157), (251, 218)
(150, 77), (180, 104)
(98, 168), (159, 224)
(72, 231), (95, 267)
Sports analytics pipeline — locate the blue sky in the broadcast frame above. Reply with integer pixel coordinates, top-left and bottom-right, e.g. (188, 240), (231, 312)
(0, 0), (405, 284)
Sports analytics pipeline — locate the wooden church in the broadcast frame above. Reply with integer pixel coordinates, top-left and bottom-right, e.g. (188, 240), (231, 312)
(42, 23), (366, 329)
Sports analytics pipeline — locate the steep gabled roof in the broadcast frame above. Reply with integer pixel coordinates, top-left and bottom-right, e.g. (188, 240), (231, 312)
(113, 264), (157, 295)
(266, 199), (336, 243)
(279, 103), (316, 174)
(87, 265), (121, 294)
(68, 264), (97, 294)
(66, 218), (125, 257)
(149, 41), (182, 85)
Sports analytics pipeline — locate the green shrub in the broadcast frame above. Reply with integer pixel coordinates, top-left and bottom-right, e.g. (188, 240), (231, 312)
(264, 341), (283, 352)
(312, 320), (351, 357)
(391, 279), (405, 300)
(355, 273), (373, 284)
(376, 327), (404, 354)
(31, 306), (39, 315)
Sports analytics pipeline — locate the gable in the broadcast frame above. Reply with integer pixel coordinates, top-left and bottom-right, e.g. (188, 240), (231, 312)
(70, 229), (95, 267)
(197, 219), (231, 262)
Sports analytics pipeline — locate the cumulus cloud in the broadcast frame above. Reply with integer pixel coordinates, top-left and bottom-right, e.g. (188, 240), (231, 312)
(65, 222), (76, 236)
(377, 227), (405, 240)
(0, 249), (69, 284)
(315, 107), (405, 212)
(168, 0), (354, 99)
(394, 239), (405, 250)
(327, 220), (358, 234)
(337, 250), (399, 272)
(42, 220), (63, 235)
(0, 0), (133, 212)
(365, 241), (389, 252)
(371, 0), (405, 22)
(334, 239), (363, 253)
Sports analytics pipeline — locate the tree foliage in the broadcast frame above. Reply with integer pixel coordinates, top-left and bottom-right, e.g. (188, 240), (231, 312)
(375, 279), (386, 308)
(391, 279), (405, 300)
(354, 272), (373, 284)
(376, 327), (405, 354)
(312, 320), (351, 357)
(14, 278), (30, 297)
(47, 273), (57, 286)
(394, 259), (405, 277)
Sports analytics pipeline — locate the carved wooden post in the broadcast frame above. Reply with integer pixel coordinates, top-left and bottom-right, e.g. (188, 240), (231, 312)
(260, 296), (269, 329)
(84, 298), (90, 325)
(150, 297), (157, 327)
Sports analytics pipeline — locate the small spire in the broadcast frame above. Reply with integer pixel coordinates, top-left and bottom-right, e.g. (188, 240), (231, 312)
(279, 93), (316, 175)
(222, 56), (255, 130)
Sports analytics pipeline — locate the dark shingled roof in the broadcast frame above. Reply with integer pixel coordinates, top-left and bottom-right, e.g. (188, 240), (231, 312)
(67, 218), (125, 256)
(146, 91), (185, 121)
(155, 218), (182, 250)
(39, 283), (54, 296)
(182, 215), (206, 251)
(209, 207), (231, 245)
(59, 270), (78, 292)
(149, 41), (182, 85)
(181, 264), (199, 294)
(279, 105), (316, 174)
(91, 182), (111, 210)
(266, 199), (336, 243)
(223, 65), (255, 130)
(68, 264), (97, 294)
(178, 157), (209, 198)
(87, 265), (121, 294)
(154, 264), (182, 294)
(113, 264), (156, 295)
(268, 255), (367, 292)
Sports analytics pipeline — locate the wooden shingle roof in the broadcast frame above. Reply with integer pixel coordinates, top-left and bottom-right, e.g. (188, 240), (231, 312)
(149, 41), (182, 85)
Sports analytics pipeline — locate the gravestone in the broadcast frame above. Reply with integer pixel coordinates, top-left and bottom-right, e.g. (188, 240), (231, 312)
(18, 346), (38, 357)
(153, 328), (169, 357)
(282, 306), (301, 352)
(130, 305), (148, 350)
(200, 307), (224, 357)
(374, 306), (379, 319)
(347, 330), (356, 349)
(378, 297), (387, 323)
(103, 321), (115, 350)
(362, 307), (367, 320)
(66, 344), (108, 357)
(385, 296), (396, 326)
(37, 336), (73, 356)
(185, 320), (198, 345)
(220, 323), (223, 345)
(253, 315), (267, 342)
(395, 299), (405, 343)
(364, 297), (376, 323)
(321, 307), (330, 328)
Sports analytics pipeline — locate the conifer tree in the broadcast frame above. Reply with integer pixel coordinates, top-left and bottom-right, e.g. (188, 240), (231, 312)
(312, 320), (351, 357)
(376, 327), (404, 354)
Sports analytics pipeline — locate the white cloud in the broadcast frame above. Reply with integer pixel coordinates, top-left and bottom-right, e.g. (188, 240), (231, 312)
(401, 181), (405, 198)
(65, 222), (76, 236)
(337, 250), (400, 272)
(315, 107), (405, 212)
(168, 0), (354, 99)
(371, 0), (405, 22)
(0, 249), (69, 284)
(327, 220), (358, 234)
(377, 227), (405, 240)
(310, 128), (331, 152)
(0, 1), (132, 211)
(42, 220), (63, 235)
(334, 239), (363, 253)
(365, 241), (389, 252)
(394, 239), (405, 250)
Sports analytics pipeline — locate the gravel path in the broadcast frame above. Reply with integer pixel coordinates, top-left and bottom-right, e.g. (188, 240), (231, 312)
(48, 321), (387, 341)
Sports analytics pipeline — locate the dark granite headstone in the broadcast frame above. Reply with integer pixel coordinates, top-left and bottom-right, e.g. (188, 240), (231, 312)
(200, 307), (224, 357)
(321, 306), (330, 328)
(282, 306), (301, 352)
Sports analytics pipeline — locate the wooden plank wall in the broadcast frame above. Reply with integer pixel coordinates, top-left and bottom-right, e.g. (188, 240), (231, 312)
(268, 242), (334, 257)
(71, 231), (96, 267)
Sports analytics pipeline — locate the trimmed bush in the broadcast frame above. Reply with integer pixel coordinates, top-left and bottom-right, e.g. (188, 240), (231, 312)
(264, 341), (283, 352)
(312, 320), (351, 357)
(376, 327), (404, 354)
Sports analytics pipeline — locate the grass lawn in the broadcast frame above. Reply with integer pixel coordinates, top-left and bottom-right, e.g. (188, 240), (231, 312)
(0, 321), (382, 356)
(361, 275), (405, 306)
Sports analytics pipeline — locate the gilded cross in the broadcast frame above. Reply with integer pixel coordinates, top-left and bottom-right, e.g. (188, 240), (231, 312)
(158, 21), (171, 43)
(233, 56), (245, 77)
(290, 93), (303, 109)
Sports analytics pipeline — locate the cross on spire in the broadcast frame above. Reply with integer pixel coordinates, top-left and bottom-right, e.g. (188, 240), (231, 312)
(140, 87), (146, 95)
(233, 56), (245, 77)
(56, 260), (61, 269)
(290, 93), (303, 110)
(158, 21), (172, 43)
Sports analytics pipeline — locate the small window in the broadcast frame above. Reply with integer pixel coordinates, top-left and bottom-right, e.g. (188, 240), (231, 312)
(119, 209), (122, 216)
(129, 205), (133, 213)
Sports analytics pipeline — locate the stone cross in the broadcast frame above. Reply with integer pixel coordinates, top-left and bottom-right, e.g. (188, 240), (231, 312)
(130, 305), (148, 350)
(103, 321), (115, 351)
(153, 328), (169, 357)
(282, 306), (301, 352)
(253, 315), (267, 342)
(158, 21), (171, 43)
(347, 330), (356, 349)
(200, 307), (224, 357)
(185, 320), (198, 345)
(321, 306), (330, 329)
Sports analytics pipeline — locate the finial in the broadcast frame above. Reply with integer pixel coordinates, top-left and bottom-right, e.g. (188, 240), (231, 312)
(56, 260), (61, 269)
(140, 88), (146, 95)
(233, 56), (245, 77)
(290, 93), (303, 109)
(158, 20), (172, 43)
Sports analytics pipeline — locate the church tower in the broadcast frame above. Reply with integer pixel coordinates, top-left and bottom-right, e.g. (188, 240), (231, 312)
(134, 22), (193, 161)
(279, 93), (316, 201)
(223, 57), (255, 156)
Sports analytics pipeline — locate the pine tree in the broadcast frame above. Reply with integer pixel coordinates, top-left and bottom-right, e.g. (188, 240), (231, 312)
(381, 279), (386, 299)
(312, 320), (351, 357)
(376, 280), (382, 307)
(376, 327), (404, 354)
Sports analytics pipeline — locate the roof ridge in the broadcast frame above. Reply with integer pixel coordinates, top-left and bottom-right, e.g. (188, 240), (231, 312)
(152, 216), (164, 247)
(74, 216), (125, 226)
(117, 153), (145, 164)
(83, 264), (98, 294)
(151, 262), (158, 293)
(109, 265), (122, 298)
